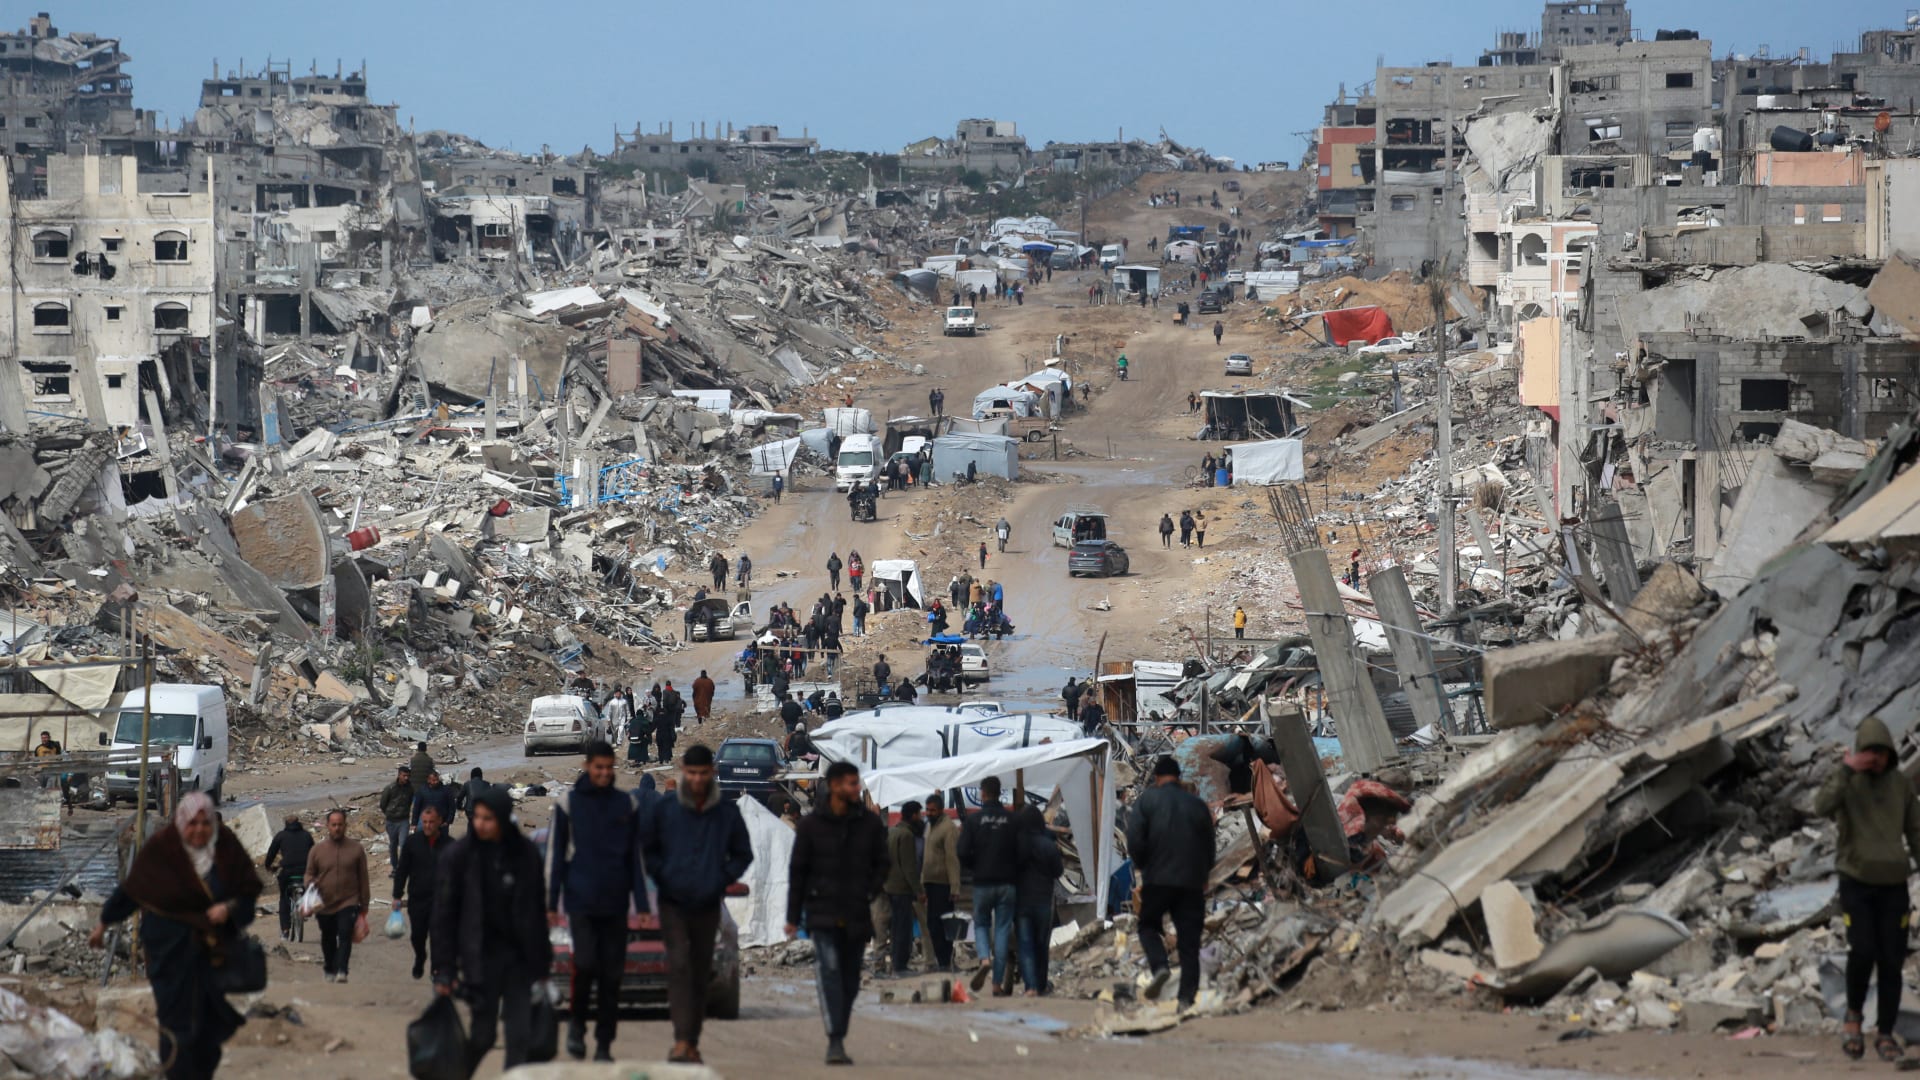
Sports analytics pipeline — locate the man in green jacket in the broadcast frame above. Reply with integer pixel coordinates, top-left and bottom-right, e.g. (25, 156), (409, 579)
(1815, 715), (1920, 1061)
(379, 765), (414, 871)
(881, 800), (924, 977)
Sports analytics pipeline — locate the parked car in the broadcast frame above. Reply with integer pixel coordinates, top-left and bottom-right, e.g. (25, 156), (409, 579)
(1356, 336), (1415, 356)
(523, 694), (604, 756)
(715, 738), (786, 805)
(687, 596), (753, 642)
(544, 851), (745, 1019)
(1068, 539), (1131, 577)
(958, 642), (990, 684)
(1224, 353), (1254, 377)
(1225, 268), (1246, 283)
(1196, 290), (1224, 314)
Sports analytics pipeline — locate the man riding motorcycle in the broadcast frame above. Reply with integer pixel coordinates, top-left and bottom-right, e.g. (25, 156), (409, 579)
(1117, 354), (1129, 381)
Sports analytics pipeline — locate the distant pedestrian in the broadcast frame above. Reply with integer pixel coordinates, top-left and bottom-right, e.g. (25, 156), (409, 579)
(1194, 510), (1207, 548)
(826, 552), (843, 591)
(848, 550), (863, 593)
(978, 542), (988, 570)
(1126, 756), (1214, 1009)
(787, 761), (889, 1065)
(305, 808), (370, 983)
(772, 474), (784, 501)
(1213, 321), (1224, 345)
(852, 594), (869, 636)
(710, 552), (728, 591)
(1187, 391), (1198, 414)
(692, 671), (716, 723)
(737, 554), (752, 588)
(1233, 605), (1247, 640)
(1158, 514), (1175, 549)
(638, 745), (753, 1065)
(995, 517), (1011, 553)
(264, 812), (314, 941)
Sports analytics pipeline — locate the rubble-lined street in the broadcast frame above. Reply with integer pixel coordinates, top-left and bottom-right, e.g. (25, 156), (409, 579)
(8, 3), (1920, 1078)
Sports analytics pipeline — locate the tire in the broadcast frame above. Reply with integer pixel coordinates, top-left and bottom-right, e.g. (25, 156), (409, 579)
(208, 779), (223, 805)
(523, 743), (535, 758)
(1025, 430), (1045, 443)
(709, 973), (742, 1020)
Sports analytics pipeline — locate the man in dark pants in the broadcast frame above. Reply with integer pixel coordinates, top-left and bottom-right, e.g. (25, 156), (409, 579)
(1015, 805), (1063, 995)
(393, 803), (448, 979)
(432, 788), (550, 1071)
(709, 552), (728, 591)
(883, 800), (924, 977)
(1815, 715), (1920, 1061)
(263, 812), (314, 940)
(379, 765), (413, 870)
(920, 792), (961, 970)
(1125, 756), (1214, 1009)
(958, 775), (1022, 996)
(548, 740), (637, 1062)
(636, 745), (752, 1066)
(304, 809), (369, 983)
(787, 761), (889, 1066)
(655, 697), (679, 765)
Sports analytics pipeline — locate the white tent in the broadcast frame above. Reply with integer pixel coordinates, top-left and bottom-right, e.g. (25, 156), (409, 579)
(1164, 240), (1201, 263)
(972, 386), (1039, 419)
(748, 437), (802, 476)
(946, 415), (1009, 437)
(932, 433), (1019, 481)
(1009, 371), (1067, 416)
(726, 795), (795, 947)
(869, 559), (925, 608)
(821, 407), (876, 435)
(955, 268), (996, 297)
(812, 708), (1084, 771)
(1225, 439), (1306, 485)
(861, 738), (1117, 913)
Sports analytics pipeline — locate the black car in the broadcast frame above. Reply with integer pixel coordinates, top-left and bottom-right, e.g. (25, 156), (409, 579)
(715, 738), (786, 805)
(1196, 290), (1224, 314)
(1068, 539), (1131, 577)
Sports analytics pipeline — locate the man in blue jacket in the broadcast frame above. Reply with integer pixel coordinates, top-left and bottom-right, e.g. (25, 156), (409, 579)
(548, 740), (637, 1062)
(636, 744), (752, 1066)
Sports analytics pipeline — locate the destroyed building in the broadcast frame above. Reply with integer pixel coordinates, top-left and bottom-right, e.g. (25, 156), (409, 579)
(903, 119), (1031, 176)
(0, 13), (133, 185)
(610, 121), (817, 173)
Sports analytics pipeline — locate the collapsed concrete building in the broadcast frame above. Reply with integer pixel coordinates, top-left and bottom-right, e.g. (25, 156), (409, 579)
(0, 13), (133, 186)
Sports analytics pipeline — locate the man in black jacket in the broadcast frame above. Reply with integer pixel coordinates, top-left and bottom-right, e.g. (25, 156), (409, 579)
(263, 813), (315, 940)
(457, 767), (490, 831)
(394, 803), (448, 979)
(1125, 756), (1215, 1008)
(547, 741), (637, 1062)
(1014, 806), (1063, 995)
(378, 765), (413, 870)
(787, 760), (888, 1066)
(957, 775), (1021, 995)
(636, 745), (752, 1066)
(432, 787), (551, 1071)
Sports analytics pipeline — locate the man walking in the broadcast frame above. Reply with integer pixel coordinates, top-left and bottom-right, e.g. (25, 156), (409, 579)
(787, 761), (889, 1066)
(1125, 756), (1215, 1009)
(852, 593), (868, 636)
(655, 685), (682, 765)
(379, 765), (413, 870)
(995, 517), (1011, 553)
(263, 813), (314, 941)
(736, 553), (752, 588)
(1816, 716), (1920, 1062)
(1178, 510), (1195, 548)
(305, 809), (369, 983)
(921, 792), (961, 971)
(691, 670), (716, 725)
(458, 767), (490, 830)
(1158, 513), (1175, 549)
(409, 741), (434, 799)
(549, 740), (638, 1062)
(958, 775), (1021, 995)
(413, 769), (456, 830)
(1015, 806), (1063, 996)
(826, 552), (843, 592)
(432, 787), (550, 1071)
(1061, 677), (1083, 720)
(393, 803), (448, 979)
(883, 800), (925, 978)
(978, 542), (988, 570)
(637, 745), (753, 1066)
(1212, 320), (1224, 346)
(710, 552), (728, 591)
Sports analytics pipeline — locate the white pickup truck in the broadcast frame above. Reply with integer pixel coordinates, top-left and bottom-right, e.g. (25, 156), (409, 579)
(943, 306), (977, 336)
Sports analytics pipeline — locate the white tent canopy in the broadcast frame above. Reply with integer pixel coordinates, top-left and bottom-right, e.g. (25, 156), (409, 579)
(869, 559), (925, 608)
(726, 794), (795, 947)
(748, 437), (803, 476)
(821, 407), (876, 435)
(972, 386), (1039, 418)
(812, 708), (1083, 771)
(1225, 439), (1306, 485)
(861, 738), (1117, 913)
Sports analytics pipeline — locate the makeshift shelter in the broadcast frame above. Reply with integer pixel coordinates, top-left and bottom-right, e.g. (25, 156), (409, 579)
(821, 407), (876, 435)
(1163, 240), (1201, 264)
(861, 738), (1117, 913)
(946, 415), (1009, 437)
(869, 559), (925, 608)
(972, 385), (1040, 419)
(1200, 390), (1311, 441)
(955, 268), (996, 297)
(1224, 439), (1306, 485)
(726, 795), (795, 947)
(812, 708), (1084, 770)
(1112, 264), (1161, 296)
(894, 268), (939, 298)
(1319, 306), (1395, 346)
(931, 433), (1019, 481)
(1010, 370), (1068, 416)
(748, 437), (802, 476)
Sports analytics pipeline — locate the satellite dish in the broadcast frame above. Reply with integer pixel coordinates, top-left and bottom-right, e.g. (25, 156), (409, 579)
(1877, 111), (1894, 134)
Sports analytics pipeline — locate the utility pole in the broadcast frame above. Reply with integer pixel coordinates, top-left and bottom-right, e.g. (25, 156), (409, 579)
(1431, 275), (1456, 613)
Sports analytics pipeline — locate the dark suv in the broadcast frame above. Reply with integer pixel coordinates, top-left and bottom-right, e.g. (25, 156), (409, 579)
(1068, 539), (1131, 577)
(1196, 290), (1224, 314)
(716, 738), (786, 805)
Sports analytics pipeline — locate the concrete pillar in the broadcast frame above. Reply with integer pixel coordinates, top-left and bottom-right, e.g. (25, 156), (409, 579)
(1264, 702), (1349, 872)
(1367, 566), (1452, 736)
(1289, 547), (1397, 773)
(1589, 499), (1641, 602)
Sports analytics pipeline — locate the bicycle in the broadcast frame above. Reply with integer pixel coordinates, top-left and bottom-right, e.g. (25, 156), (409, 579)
(279, 875), (306, 943)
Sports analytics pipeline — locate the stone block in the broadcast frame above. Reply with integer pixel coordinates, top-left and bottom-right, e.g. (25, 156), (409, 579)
(1483, 633), (1627, 729)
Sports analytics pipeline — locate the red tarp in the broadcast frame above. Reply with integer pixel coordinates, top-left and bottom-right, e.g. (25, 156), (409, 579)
(1321, 306), (1394, 346)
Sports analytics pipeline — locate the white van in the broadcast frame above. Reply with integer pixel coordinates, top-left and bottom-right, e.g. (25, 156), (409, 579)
(524, 694), (604, 756)
(104, 683), (229, 803)
(835, 433), (880, 491)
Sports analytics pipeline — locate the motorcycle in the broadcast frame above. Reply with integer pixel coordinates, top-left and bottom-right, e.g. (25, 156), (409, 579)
(1117, 364), (1129, 382)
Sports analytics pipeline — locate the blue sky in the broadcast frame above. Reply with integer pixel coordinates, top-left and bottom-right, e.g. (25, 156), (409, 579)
(57, 1), (1915, 166)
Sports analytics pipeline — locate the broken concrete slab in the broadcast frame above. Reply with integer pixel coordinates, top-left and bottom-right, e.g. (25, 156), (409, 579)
(230, 489), (330, 590)
(1481, 880), (1544, 970)
(489, 508), (552, 543)
(1621, 563), (1705, 641)
(226, 802), (275, 859)
(1481, 633), (1626, 729)
(1500, 907), (1691, 1001)
(1709, 455), (1833, 592)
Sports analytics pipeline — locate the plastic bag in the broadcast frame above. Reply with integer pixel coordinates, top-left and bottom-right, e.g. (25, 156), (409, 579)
(385, 911), (407, 939)
(352, 911), (370, 944)
(524, 983), (557, 1064)
(406, 995), (470, 1080)
(298, 883), (322, 917)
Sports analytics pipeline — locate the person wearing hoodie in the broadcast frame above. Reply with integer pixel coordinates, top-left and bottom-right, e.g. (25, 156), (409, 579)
(547, 740), (638, 1062)
(263, 813), (314, 940)
(1014, 805), (1064, 996)
(786, 760), (889, 1066)
(957, 775), (1022, 995)
(393, 804), (448, 979)
(431, 787), (550, 1071)
(1125, 756), (1215, 1009)
(1815, 715), (1920, 1062)
(636, 744), (753, 1065)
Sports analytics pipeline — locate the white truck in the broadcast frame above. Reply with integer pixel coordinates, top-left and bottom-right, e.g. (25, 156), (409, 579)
(943, 306), (977, 336)
(835, 433), (880, 490)
(1100, 242), (1126, 269)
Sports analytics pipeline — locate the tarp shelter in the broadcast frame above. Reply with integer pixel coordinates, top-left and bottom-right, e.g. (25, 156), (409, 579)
(1010, 371), (1067, 416)
(726, 795), (794, 947)
(955, 268), (997, 297)
(869, 559), (925, 608)
(1200, 390), (1311, 441)
(922, 255), (965, 279)
(1164, 240), (1201, 264)
(1095, 660), (1187, 725)
(895, 269), (939, 298)
(672, 388), (732, 413)
(1319, 306), (1395, 346)
(1112, 264), (1161, 296)
(812, 708), (1085, 770)
(1225, 439), (1306, 485)
(748, 437), (803, 476)
(972, 385), (1040, 419)
(822, 407), (876, 435)
(861, 738), (1117, 914)
(797, 427), (835, 457)
(1243, 270), (1301, 297)
(932, 433), (1019, 481)
(946, 415), (1009, 437)
(1020, 240), (1056, 254)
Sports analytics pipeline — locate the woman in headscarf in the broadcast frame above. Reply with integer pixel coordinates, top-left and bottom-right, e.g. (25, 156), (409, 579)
(431, 786), (551, 1070)
(88, 792), (263, 1080)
